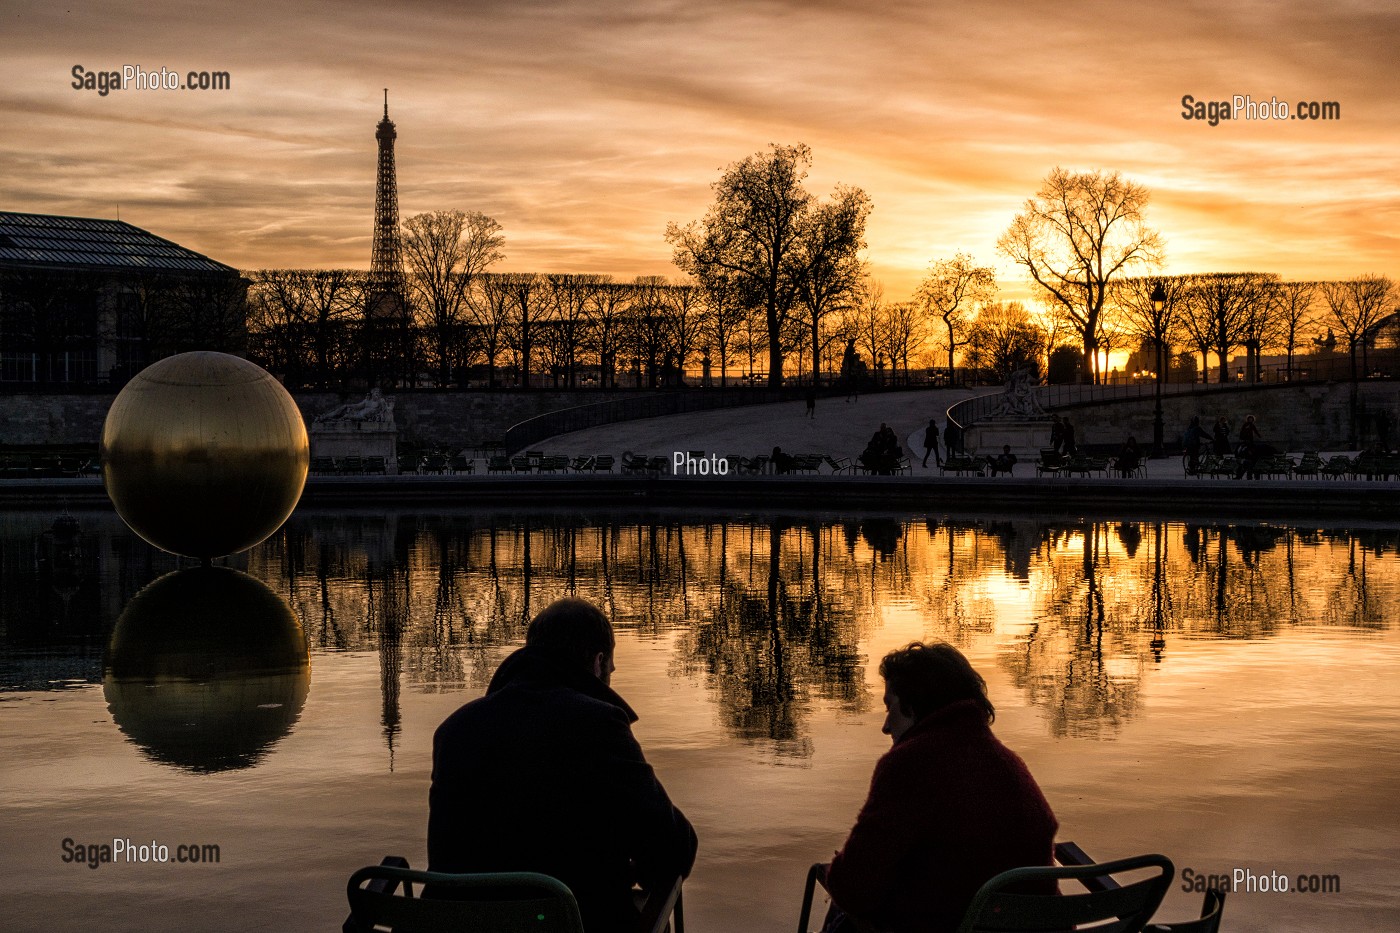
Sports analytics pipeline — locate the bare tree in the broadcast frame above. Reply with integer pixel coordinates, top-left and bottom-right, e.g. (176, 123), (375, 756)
(695, 270), (748, 387)
(667, 143), (810, 387)
(963, 301), (1048, 379)
(498, 272), (546, 387)
(1324, 275), (1396, 383)
(470, 273), (516, 387)
(1180, 273), (1275, 383)
(1111, 275), (1187, 383)
(791, 186), (872, 386)
(545, 273), (600, 387)
(847, 281), (894, 382)
(914, 253), (996, 384)
(626, 276), (674, 388)
(998, 168), (1163, 383)
(402, 210), (504, 387)
(665, 281), (706, 385)
(585, 278), (629, 388)
(1272, 281), (1319, 381)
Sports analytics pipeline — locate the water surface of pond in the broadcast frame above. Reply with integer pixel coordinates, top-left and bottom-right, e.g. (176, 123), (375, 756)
(2, 508), (1398, 931)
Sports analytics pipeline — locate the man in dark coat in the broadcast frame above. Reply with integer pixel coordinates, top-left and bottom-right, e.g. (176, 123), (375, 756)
(821, 642), (1058, 933)
(429, 598), (697, 931)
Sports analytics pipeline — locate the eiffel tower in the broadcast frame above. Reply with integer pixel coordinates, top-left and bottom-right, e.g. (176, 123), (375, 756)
(368, 89), (405, 317)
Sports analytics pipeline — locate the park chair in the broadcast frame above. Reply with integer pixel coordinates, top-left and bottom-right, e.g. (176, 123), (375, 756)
(1144, 887), (1227, 933)
(571, 455), (596, 472)
(310, 456), (337, 475)
(1035, 449), (1065, 478)
(423, 453), (448, 474)
(487, 455), (512, 474)
(621, 452), (649, 474)
(824, 455), (853, 474)
(796, 845), (1173, 933)
(955, 851), (1174, 933)
(1293, 452), (1323, 478)
(341, 455), (364, 474)
(592, 455), (615, 473)
(345, 857), (684, 933)
(364, 456), (387, 475)
(1110, 456), (1146, 479)
(941, 453), (984, 477)
(448, 455), (473, 474)
(1321, 455), (1355, 479)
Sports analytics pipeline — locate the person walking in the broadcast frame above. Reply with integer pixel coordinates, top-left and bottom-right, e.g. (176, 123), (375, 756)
(1183, 415), (1207, 474)
(922, 418), (942, 468)
(1061, 418), (1077, 456)
(806, 387), (817, 420)
(1212, 416), (1231, 455)
(943, 419), (961, 458)
(1049, 414), (1065, 454)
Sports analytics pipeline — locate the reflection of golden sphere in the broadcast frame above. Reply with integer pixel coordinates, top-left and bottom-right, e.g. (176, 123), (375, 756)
(103, 568), (311, 773)
(101, 351), (308, 558)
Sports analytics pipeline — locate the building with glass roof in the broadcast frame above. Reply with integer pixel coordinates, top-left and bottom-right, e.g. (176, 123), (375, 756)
(0, 211), (246, 386)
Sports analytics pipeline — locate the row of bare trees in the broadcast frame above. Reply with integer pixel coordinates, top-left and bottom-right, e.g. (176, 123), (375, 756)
(244, 157), (1396, 391)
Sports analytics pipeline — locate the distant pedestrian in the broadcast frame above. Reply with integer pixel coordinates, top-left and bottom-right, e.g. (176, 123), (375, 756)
(806, 388), (817, 419)
(922, 418), (942, 468)
(1212, 416), (1231, 456)
(1061, 419), (1077, 456)
(1239, 414), (1260, 446)
(1183, 415), (1207, 474)
(1049, 414), (1065, 454)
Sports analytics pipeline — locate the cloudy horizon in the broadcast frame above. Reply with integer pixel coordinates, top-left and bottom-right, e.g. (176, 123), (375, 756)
(3, 0), (1397, 299)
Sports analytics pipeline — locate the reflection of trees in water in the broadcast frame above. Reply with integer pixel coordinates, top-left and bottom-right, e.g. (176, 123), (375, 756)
(675, 520), (866, 759)
(229, 513), (1400, 755)
(1000, 522), (1145, 738)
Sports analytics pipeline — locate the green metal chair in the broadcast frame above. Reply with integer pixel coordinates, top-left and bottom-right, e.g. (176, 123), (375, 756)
(345, 857), (684, 933)
(1144, 888), (1226, 933)
(954, 852), (1173, 933)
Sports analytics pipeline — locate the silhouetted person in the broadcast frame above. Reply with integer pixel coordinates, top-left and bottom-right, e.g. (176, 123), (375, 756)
(1061, 418), (1077, 456)
(817, 642), (1057, 933)
(944, 419), (962, 458)
(429, 598), (697, 931)
(922, 418), (942, 468)
(1116, 437), (1141, 478)
(987, 445), (1017, 476)
(806, 388), (817, 419)
(772, 446), (797, 474)
(1239, 414), (1260, 446)
(1049, 414), (1065, 454)
(1183, 415), (1207, 474)
(1212, 416), (1231, 455)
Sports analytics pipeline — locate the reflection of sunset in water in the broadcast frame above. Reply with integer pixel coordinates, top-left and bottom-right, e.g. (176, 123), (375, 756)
(1, 510), (1398, 932)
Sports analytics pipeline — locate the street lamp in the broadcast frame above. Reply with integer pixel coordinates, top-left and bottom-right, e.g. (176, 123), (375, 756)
(1150, 281), (1168, 457)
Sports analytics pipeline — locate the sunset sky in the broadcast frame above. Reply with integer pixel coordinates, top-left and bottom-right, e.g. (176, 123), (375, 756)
(3, 0), (1397, 299)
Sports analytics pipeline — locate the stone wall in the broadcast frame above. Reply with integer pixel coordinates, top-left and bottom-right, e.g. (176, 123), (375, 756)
(1049, 382), (1400, 452)
(0, 389), (638, 449)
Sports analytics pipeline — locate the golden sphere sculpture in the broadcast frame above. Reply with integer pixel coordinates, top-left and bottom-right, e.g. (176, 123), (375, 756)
(101, 351), (309, 558)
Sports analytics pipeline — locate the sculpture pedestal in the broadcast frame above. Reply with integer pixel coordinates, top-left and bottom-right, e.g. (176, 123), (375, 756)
(964, 419), (1050, 457)
(310, 420), (398, 474)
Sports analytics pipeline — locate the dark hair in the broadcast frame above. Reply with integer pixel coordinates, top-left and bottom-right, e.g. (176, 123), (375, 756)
(879, 641), (994, 723)
(525, 598), (615, 668)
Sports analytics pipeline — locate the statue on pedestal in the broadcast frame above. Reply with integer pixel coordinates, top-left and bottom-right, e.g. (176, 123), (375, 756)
(314, 388), (395, 424)
(988, 367), (1047, 420)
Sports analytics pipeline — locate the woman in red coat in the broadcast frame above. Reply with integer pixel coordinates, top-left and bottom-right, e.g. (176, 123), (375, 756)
(820, 642), (1058, 933)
